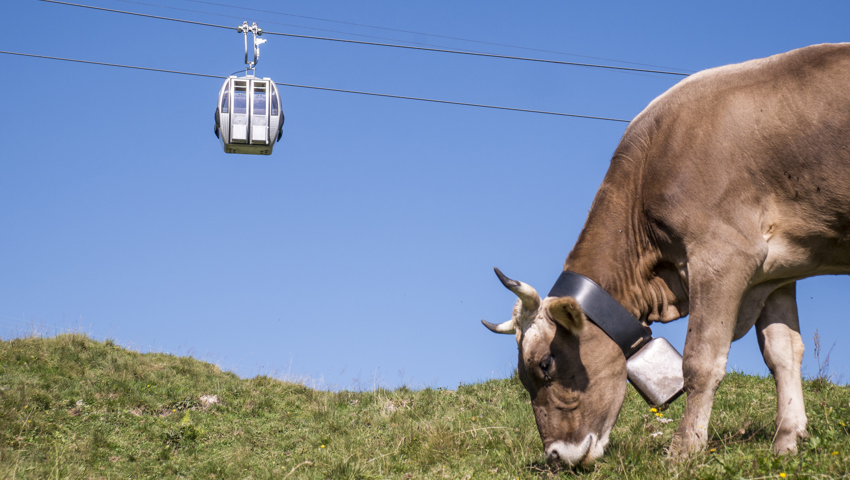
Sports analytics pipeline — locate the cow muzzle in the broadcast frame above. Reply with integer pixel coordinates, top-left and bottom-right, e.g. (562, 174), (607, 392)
(545, 433), (603, 467)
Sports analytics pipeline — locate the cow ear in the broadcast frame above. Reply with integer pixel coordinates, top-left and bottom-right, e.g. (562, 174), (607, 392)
(545, 297), (586, 334)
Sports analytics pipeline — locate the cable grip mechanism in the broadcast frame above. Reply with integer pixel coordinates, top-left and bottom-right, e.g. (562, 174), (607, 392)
(237, 21), (266, 74)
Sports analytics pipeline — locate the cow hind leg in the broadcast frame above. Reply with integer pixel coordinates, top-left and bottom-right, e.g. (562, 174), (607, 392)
(756, 282), (808, 454)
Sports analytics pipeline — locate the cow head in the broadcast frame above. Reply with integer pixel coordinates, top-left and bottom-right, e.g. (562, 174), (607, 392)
(483, 268), (627, 467)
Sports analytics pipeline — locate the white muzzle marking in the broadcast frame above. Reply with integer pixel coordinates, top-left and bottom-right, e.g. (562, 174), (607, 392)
(546, 433), (605, 466)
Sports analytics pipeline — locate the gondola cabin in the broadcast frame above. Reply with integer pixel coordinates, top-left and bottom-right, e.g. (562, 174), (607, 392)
(214, 75), (284, 155)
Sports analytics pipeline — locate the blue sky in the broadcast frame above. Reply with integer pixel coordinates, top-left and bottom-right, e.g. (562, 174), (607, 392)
(2, 0), (850, 389)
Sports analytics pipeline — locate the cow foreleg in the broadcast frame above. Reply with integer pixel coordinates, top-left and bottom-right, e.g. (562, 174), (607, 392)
(669, 321), (735, 457)
(669, 248), (760, 458)
(756, 282), (808, 454)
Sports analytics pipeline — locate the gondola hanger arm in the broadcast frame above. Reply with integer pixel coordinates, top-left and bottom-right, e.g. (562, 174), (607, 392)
(237, 21), (264, 72)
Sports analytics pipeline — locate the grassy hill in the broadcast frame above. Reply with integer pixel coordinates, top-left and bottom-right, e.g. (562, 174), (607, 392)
(1, 334), (849, 479)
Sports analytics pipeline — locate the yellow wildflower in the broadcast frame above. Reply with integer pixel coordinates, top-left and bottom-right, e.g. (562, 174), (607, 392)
(780, 473), (786, 478)
(650, 408), (657, 413)
(832, 451), (839, 455)
(320, 445), (326, 449)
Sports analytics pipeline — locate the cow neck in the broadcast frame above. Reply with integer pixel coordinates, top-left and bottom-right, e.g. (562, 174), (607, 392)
(557, 181), (658, 358)
(562, 151), (659, 323)
(564, 239), (653, 321)
(547, 271), (652, 358)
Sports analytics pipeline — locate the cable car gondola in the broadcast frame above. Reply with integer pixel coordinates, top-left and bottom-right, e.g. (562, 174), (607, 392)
(215, 75), (284, 155)
(214, 22), (284, 155)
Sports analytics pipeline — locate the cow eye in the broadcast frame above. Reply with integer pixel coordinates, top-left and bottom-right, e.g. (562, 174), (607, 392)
(540, 355), (553, 372)
(539, 355), (553, 382)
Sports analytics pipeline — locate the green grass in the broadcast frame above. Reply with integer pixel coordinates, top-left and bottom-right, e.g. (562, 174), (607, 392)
(1, 333), (849, 479)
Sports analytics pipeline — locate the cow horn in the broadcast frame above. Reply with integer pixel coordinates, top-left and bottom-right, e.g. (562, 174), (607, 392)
(494, 267), (540, 311)
(481, 319), (515, 334)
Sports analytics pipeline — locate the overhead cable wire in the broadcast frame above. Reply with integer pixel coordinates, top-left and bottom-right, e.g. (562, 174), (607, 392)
(113, 0), (691, 75)
(261, 33), (689, 77)
(0, 51), (226, 78)
(108, 0), (680, 79)
(0, 51), (631, 123)
(40, 0), (234, 30)
(38, 0), (690, 77)
(273, 83), (630, 122)
(181, 0), (694, 73)
(110, 0), (481, 50)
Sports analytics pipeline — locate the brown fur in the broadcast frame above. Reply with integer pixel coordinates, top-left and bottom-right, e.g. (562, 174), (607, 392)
(490, 43), (850, 463)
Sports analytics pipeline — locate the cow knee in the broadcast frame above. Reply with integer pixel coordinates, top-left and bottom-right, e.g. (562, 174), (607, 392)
(682, 352), (727, 393)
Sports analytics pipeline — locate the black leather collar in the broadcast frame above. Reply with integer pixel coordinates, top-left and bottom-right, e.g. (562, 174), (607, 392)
(547, 271), (652, 358)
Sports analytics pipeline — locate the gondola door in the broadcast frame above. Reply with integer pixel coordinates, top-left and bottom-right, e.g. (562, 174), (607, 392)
(250, 80), (269, 145)
(230, 79), (249, 144)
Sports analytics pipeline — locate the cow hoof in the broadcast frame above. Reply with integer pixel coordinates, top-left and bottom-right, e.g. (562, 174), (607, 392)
(666, 449), (689, 462)
(773, 442), (798, 455)
(668, 431), (708, 461)
(773, 428), (807, 455)
(667, 438), (690, 461)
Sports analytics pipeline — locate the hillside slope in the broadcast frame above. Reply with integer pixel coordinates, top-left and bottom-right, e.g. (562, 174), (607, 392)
(1, 334), (849, 479)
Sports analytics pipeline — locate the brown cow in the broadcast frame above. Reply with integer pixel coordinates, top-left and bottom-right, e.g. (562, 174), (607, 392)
(483, 43), (850, 466)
